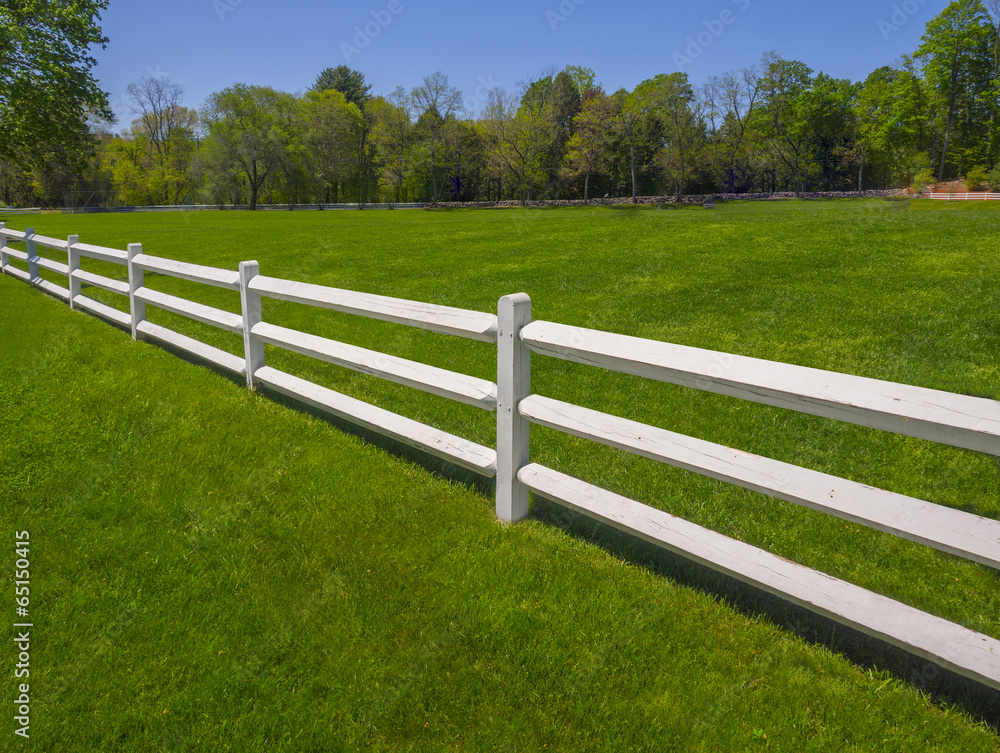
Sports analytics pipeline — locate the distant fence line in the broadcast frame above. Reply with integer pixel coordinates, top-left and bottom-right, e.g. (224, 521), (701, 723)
(61, 203), (427, 214)
(0, 207), (41, 216)
(2, 221), (999, 694)
(922, 192), (1000, 201)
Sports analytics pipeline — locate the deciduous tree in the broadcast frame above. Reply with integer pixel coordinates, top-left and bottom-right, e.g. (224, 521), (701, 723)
(0, 0), (111, 170)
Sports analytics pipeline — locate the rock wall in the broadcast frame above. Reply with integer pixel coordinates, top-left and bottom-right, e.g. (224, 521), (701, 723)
(428, 189), (911, 209)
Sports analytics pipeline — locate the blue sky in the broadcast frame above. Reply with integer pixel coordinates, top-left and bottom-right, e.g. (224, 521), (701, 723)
(94, 0), (950, 127)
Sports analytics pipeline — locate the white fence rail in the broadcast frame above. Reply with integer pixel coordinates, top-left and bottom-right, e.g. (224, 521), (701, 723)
(923, 192), (1000, 201)
(2, 221), (999, 693)
(0, 207), (42, 215)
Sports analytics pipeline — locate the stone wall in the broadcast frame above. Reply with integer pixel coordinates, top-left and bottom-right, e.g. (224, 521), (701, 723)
(428, 189), (911, 209)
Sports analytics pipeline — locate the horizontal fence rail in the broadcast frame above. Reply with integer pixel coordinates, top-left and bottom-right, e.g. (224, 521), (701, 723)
(247, 276), (499, 342)
(923, 192), (1000, 201)
(519, 320), (1000, 456)
(2, 221), (999, 693)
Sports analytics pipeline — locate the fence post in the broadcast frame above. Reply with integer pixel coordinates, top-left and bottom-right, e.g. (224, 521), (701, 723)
(497, 293), (532, 523)
(25, 228), (38, 285)
(0, 223), (6, 274)
(67, 235), (80, 308)
(239, 261), (265, 389)
(127, 243), (145, 341)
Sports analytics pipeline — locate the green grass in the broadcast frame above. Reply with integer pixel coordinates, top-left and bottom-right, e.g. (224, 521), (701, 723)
(2, 199), (999, 750)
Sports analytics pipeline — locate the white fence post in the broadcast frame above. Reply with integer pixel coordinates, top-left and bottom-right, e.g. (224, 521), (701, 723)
(239, 260), (265, 389)
(497, 293), (532, 523)
(67, 235), (81, 308)
(127, 243), (145, 340)
(25, 228), (38, 284)
(0, 222), (6, 274)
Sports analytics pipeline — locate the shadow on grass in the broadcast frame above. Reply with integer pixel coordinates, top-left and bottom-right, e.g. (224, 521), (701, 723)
(530, 494), (1000, 732)
(123, 328), (498, 495)
(256, 383), (497, 497)
(94, 322), (1000, 730)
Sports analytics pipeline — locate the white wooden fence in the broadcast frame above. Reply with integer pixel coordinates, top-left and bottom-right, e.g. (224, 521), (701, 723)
(2, 222), (999, 693)
(924, 192), (1000, 201)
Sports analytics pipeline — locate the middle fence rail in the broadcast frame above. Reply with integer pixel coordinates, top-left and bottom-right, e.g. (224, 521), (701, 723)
(1, 221), (999, 694)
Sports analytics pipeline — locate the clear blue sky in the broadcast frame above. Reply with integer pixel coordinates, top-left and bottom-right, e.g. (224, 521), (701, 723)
(93, 0), (951, 127)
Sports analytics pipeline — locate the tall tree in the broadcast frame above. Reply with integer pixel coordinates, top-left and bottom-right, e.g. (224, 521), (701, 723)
(0, 0), (111, 170)
(704, 66), (762, 192)
(757, 52), (815, 194)
(303, 88), (364, 203)
(312, 66), (372, 109)
(367, 88), (413, 203)
(125, 76), (199, 203)
(918, 0), (993, 180)
(410, 72), (462, 201)
(541, 71), (582, 195)
(795, 73), (857, 190)
(483, 88), (547, 203)
(612, 87), (654, 203)
(562, 91), (615, 200)
(642, 73), (705, 200)
(202, 84), (298, 210)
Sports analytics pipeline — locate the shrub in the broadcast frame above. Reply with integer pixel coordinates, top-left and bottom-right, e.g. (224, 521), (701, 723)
(965, 165), (988, 191)
(989, 164), (1000, 192)
(912, 168), (935, 193)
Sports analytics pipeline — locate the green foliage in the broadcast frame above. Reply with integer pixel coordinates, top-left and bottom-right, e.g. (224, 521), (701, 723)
(0, 0), (111, 171)
(912, 167), (936, 192)
(965, 164), (989, 189)
(311, 65), (372, 108)
(201, 84), (301, 209)
(564, 64), (598, 95)
(916, 0), (994, 181)
(988, 163), (1000, 190)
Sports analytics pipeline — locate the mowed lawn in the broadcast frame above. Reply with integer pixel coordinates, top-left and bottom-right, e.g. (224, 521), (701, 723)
(1, 200), (999, 750)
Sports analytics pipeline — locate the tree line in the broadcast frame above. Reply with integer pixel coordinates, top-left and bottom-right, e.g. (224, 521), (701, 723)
(5, 0), (1000, 208)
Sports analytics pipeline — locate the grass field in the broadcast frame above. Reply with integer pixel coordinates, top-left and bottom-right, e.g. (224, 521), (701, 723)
(2, 199), (1000, 750)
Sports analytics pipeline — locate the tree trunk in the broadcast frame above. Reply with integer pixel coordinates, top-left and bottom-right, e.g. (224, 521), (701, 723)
(938, 54), (960, 182)
(584, 170), (590, 201)
(630, 145), (637, 204)
(430, 141), (439, 201)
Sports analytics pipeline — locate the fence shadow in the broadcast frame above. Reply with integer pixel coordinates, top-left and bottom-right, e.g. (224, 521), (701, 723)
(529, 493), (1000, 732)
(256, 383), (497, 497)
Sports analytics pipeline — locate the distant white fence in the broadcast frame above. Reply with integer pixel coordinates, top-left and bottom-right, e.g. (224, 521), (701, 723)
(923, 192), (1000, 201)
(62, 203), (425, 214)
(0, 207), (42, 215)
(3, 222), (999, 692)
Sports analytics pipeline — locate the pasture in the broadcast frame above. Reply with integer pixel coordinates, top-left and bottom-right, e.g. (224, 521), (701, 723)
(2, 199), (999, 750)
